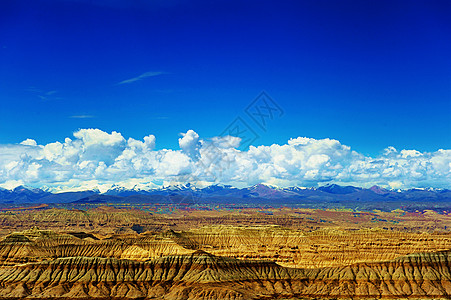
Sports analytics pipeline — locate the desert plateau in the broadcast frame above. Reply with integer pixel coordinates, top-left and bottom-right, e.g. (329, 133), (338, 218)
(0, 185), (450, 299)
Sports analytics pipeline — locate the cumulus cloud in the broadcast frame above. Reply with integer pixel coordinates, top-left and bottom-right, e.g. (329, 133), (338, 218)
(179, 130), (200, 159)
(0, 128), (450, 191)
(20, 139), (38, 146)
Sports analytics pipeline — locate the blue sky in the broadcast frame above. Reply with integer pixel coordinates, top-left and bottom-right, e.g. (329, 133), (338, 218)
(0, 0), (449, 155)
(0, 0), (450, 190)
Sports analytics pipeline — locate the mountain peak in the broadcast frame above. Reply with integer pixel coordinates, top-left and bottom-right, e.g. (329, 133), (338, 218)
(318, 184), (361, 194)
(369, 185), (389, 195)
(13, 185), (46, 193)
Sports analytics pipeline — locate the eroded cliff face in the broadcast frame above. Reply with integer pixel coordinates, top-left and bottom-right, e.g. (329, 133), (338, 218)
(181, 225), (451, 268)
(1, 225), (451, 269)
(0, 250), (450, 299)
(0, 211), (450, 300)
(0, 228), (196, 266)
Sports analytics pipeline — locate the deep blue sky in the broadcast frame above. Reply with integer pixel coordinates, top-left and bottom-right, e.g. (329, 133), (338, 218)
(1, 0), (450, 156)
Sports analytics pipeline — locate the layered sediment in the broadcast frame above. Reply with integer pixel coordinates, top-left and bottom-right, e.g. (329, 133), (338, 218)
(0, 250), (449, 299)
(0, 209), (450, 299)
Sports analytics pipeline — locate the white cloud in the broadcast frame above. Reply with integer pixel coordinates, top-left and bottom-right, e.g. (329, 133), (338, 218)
(69, 115), (95, 119)
(73, 128), (125, 147)
(400, 149), (422, 158)
(179, 130), (200, 159)
(0, 180), (24, 190)
(118, 71), (166, 85)
(0, 128), (450, 191)
(20, 139), (37, 146)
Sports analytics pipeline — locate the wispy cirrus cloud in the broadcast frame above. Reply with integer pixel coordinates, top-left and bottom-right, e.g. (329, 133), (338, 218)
(118, 71), (166, 85)
(27, 87), (60, 101)
(69, 115), (95, 119)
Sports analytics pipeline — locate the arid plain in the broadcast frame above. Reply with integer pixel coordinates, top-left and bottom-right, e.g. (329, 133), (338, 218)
(0, 205), (450, 299)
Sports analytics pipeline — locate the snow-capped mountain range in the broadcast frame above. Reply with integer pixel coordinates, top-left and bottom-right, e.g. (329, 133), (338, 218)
(0, 184), (450, 207)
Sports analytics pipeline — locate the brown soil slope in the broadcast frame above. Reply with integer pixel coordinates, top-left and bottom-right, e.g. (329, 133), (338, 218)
(1, 226), (450, 270)
(0, 208), (450, 299)
(0, 250), (449, 299)
(182, 225), (451, 268)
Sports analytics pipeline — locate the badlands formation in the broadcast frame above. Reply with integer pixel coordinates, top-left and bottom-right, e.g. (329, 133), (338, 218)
(0, 206), (450, 299)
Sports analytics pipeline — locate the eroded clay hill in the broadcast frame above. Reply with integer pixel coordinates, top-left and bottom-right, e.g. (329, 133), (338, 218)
(0, 227), (195, 266)
(0, 250), (450, 299)
(1, 226), (451, 270)
(0, 207), (450, 299)
(182, 225), (451, 268)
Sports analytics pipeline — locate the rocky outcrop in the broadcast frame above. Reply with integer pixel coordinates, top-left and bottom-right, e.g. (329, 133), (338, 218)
(2, 226), (451, 270)
(0, 228), (195, 266)
(174, 225), (451, 268)
(0, 250), (449, 299)
(0, 219), (450, 299)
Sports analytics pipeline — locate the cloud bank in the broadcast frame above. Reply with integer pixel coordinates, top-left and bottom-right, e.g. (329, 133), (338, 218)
(0, 129), (450, 191)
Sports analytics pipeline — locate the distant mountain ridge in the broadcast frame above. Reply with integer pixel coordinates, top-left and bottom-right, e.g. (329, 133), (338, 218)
(0, 186), (52, 203)
(0, 184), (450, 210)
